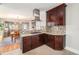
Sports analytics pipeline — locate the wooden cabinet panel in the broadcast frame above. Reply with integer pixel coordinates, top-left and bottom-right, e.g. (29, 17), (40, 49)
(39, 34), (48, 44)
(46, 35), (65, 50)
(22, 34), (65, 53)
(50, 35), (55, 49)
(22, 34), (45, 53)
(22, 36), (31, 53)
(31, 35), (40, 49)
(47, 4), (66, 25)
(54, 35), (65, 50)
(50, 14), (57, 23)
(56, 7), (65, 25)
(47, 9), (57, 22)
(39, 34), (45, 45)
(47, 35), (55, 49)
(46, 35), (51, 46)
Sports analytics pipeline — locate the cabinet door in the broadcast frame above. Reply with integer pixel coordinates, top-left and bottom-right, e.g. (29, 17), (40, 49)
(47, 4), (66, 25)
(47, 10), (57, 23)
(31, 35), (40, 49)
(46, 35), (50, 46)
(54, 36), (65, 50)
(50, 35), (55, 49)
(39, 34), (48, 44)
(56, 8), (65, 25)
(50, 14), (57, 23)
(47, 35), (54, 48)
(39, 34), (45, 45)
(22, 36), (31, 53)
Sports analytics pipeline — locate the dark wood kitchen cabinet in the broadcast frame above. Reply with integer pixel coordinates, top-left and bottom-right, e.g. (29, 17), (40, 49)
(47, 4), (66, 25)
(22, 35), (40, 53)
(47, 35), (65, 50)
(31, 34), (47, 49)
(31, 35), (40, 49)
(22, 34), (46, 53)
(22, 34), (65, 53)
(22, 36), (31, 53)
(39, 34), (48, 44)
(47, 35), (55, 49)
(54, 35), (65, 50)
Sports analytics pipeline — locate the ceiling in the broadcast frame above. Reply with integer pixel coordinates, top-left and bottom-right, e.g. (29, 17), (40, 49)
(2, 3), (61, 11)
(0, 3), (61, 19)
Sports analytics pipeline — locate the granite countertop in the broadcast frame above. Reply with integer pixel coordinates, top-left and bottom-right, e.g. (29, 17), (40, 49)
(20, 32), (43, 37)
(20, 31), (65, 37)
(44, 32), (66, 35)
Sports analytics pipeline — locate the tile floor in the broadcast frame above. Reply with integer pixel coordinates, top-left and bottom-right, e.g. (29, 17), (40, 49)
(1, 45), (77, 55)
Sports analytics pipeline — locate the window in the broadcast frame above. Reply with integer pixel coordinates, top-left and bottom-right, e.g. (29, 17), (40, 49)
(36, 21), (41, 30)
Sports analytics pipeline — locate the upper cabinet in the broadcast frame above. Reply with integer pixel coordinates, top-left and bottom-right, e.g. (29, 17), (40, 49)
(46, 4), (67, 25)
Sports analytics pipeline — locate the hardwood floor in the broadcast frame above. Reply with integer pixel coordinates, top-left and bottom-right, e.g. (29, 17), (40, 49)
(0, 37), (20, 54)
(0, 43), (20, 53)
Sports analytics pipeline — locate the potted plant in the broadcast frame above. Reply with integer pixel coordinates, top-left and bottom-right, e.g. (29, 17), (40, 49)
(0, 23), (4, 31)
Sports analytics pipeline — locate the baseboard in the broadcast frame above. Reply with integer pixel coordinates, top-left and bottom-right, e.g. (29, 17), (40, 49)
(65, 47), (79, 55)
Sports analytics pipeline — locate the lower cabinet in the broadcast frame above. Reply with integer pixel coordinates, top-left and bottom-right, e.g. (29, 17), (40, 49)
(31, 35), (40, 49)
(22, 34), (45, 53)
(47, 35), (65, 50)
(47, 35), (55, 49)
(22, 36), (31, 53)
(22, 34), (65, 53)
(54, 35), (65, 50)
(39, 34), (48, 44)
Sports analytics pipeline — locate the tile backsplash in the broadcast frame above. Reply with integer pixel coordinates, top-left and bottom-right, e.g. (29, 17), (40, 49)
(46, 26), (65, 35)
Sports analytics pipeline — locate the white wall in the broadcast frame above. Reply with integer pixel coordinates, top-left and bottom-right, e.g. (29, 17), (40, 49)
(40, 10), (46, 27)
(66, 3), (79, 54)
